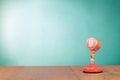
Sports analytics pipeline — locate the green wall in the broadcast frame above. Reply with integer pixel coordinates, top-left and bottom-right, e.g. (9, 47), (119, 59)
(0, 0), (120, 66)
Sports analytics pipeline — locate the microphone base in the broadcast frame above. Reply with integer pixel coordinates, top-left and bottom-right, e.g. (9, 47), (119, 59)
(83, 64), (103, 73)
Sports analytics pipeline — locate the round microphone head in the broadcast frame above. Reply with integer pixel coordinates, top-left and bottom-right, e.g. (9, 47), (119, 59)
(87, 38), (101, 51)
(87, 38), (97, 50)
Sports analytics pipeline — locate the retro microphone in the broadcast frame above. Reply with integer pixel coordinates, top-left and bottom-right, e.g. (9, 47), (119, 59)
(83, 38), (103, 73)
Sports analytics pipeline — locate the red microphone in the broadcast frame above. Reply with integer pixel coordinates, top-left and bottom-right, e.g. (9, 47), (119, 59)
(83, 38), (103, 73)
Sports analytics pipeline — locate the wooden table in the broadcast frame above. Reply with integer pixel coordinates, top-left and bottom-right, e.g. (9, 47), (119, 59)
(0, 66), (120, 80)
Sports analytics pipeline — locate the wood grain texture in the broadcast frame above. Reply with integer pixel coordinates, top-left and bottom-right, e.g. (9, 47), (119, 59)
(0, 66), (119, 80)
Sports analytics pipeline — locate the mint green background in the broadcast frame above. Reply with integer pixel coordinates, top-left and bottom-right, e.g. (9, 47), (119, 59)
(0, 0), (120, 66)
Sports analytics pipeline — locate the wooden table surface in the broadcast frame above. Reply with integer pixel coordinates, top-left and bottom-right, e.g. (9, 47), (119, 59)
(0, 66), (120, 80)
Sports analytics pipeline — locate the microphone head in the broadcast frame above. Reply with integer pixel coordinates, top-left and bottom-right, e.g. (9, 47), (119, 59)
(87, 38), (101, 52)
